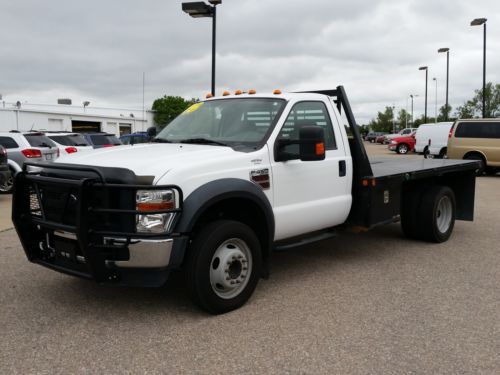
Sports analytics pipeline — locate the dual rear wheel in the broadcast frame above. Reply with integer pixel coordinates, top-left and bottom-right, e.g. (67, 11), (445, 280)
(401, 185), (456, 243)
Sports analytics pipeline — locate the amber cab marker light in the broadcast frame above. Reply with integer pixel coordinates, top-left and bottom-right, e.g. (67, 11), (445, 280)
(248, 89), (256, 94)
(315, 142), (325, 156)
(362, 179), (369, 187)
(222, 90), (230, 96)
(273, 89), (282, 95)
(206, 93), (214, 99)
(234, 90), (242, 95)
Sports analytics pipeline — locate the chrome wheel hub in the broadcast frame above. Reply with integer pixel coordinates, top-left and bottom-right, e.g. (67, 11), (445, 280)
(436, 196), (452, 233)
(210, 238), (252, 299)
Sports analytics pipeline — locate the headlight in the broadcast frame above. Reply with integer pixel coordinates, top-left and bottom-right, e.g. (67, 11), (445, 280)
(391, 140), (397, 144)
(136, 189), (177, 233)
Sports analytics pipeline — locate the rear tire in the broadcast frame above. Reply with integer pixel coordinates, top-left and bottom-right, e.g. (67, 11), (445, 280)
(438, 147), (447, 159)
(464, 154), (485, 176)
(185, 220), (261, 314)
(417, 186), (456, 243)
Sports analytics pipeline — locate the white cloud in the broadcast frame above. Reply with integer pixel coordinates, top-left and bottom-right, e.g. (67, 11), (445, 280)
(0, 0), (499, 124)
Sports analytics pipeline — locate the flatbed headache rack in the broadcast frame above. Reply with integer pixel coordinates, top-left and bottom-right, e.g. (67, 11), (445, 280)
(12, 162), (183, 282)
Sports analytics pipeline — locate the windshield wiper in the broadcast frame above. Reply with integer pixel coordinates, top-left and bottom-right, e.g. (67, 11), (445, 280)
(38, 142), (52, 148)
(179, 138), (228, 147)
(152, 138), (172, 143)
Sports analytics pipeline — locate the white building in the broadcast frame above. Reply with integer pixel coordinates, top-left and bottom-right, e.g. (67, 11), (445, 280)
(0, 101), (155, 136)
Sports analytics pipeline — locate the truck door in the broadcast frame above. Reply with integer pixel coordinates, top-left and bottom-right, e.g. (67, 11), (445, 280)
(270, 100), (352, 240)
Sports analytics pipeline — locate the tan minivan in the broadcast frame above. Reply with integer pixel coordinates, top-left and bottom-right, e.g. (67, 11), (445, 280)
(447, 119), (500, 175)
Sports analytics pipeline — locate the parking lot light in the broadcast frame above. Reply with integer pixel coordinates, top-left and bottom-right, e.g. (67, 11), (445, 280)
(182, 1), (222, 96)
(470, 18), (487, 118)
(419, 66), (428, 123)
(438, 48), (450, 120)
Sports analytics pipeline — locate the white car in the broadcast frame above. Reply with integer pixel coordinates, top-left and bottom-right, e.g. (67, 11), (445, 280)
(414, 122), (453, 158)
(384, 128), (418, 143)
(46, 132), (94, 155)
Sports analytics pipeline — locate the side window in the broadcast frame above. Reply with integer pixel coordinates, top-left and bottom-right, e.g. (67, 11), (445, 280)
(455, 122), (500, 138)
(0, 136), (19, 149)
(277, 101), (337, 158)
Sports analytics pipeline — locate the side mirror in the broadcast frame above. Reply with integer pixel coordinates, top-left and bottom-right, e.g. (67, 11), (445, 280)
(146, 126), (157, 138)
(299, 126), (325, 161)
(276, 125), (326, 162)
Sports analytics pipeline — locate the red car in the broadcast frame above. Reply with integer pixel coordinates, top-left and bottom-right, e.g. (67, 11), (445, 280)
(375, 135), (386, 144)
(388, 132), (416, 154)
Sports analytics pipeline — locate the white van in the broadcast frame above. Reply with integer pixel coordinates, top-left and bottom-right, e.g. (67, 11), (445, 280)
(414, 122), (453, 158)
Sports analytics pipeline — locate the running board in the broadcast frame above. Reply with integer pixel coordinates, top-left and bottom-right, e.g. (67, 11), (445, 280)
(274, 231), (337, 252)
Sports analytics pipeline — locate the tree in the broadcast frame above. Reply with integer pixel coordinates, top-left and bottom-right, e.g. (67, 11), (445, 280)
(152, 96), (198, 129)
(454, 100), (475, 119)
(437, 104), (453, 122)
(369, 106), (395, 133)
(397, 109), (411, 129)
(454, 82), (500, 119)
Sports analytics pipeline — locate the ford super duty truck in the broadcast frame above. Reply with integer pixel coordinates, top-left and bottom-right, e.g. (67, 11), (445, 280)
(12, 86), (478, 314)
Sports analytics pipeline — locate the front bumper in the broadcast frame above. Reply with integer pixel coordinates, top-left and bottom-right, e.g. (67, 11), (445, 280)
(388, 144), (397, 151)
(12, 163), (187, 287)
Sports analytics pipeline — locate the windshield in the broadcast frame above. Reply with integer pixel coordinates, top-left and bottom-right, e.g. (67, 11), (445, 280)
(49, 134), (90, 146)
(155, 98), (286, 148)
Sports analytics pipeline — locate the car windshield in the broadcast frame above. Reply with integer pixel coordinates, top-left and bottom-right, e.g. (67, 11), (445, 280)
(155, 98), (286, 148)
(50, 134), (90, 146)
(25, 134), (57, 148)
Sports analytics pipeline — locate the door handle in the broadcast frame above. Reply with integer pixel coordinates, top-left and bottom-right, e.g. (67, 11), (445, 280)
(339, 160), (346, 177)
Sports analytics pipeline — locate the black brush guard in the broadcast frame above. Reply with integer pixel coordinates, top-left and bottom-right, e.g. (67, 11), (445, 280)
(12, 163), (183, 283)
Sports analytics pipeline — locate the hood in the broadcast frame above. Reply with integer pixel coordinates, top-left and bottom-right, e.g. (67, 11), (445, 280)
(56, 143), (235, 179)
(392, 135), (415, 142)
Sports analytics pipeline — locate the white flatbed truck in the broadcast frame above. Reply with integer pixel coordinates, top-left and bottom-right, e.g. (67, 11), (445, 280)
(13, 86), (478, 313)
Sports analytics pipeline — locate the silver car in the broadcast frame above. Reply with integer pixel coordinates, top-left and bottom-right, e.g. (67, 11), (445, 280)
(0, 131), (59, 193)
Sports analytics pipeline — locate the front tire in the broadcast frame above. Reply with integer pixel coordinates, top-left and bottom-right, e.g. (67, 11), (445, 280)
(397, 143), (409, 154)
(0, 168), (14, 194)
(185, 220), (262, 314)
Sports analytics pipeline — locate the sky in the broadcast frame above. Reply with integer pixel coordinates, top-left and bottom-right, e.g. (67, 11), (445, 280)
(0, 0), (499, 124)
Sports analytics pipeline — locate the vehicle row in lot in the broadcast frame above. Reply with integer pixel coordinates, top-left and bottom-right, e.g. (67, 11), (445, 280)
(366, 119), (500, 175)
(0, 131), (130, 193)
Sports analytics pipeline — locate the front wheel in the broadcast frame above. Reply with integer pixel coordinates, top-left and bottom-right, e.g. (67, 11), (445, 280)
(397, 143), (409, 154)
(185, 220), (262, 314)
(0, 168), (14, 194)
(423, 147), (434, 159)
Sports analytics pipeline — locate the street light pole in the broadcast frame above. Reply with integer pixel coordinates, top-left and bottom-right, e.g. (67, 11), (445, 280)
(211, 3), (217, 96)
(182, 0), (222, 95)
(410, 94), (418, 125)
(438, 48), (450, 120)
(433, 78), (437, 123)
(419, 66), (428, 123)
(471, 18), (487, 118)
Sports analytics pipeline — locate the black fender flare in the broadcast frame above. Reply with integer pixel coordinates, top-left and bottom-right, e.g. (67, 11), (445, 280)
(175, 178), (274, 239)
(173, 178), (275, 276)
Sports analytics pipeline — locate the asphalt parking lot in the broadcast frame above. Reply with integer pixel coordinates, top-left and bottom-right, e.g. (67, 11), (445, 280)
(0, 143), (498, 374)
